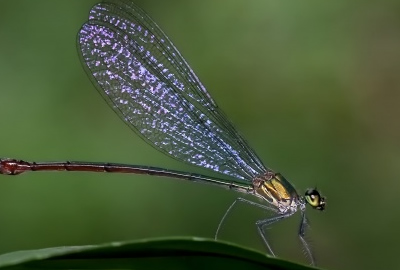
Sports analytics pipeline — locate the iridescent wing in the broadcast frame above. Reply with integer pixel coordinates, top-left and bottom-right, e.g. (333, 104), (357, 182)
(77, 0), (267, 181)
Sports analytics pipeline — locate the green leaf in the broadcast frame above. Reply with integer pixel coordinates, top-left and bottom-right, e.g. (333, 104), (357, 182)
(0, 237), (320, 270)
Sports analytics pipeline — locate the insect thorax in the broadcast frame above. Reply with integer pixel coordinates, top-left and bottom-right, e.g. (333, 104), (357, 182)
(253, 171), (301, 213)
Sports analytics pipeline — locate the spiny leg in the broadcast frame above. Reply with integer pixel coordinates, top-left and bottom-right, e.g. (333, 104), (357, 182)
(298, 211), (315, 266)
(215, 197), (278, 240)
(256, 212), (294, 257)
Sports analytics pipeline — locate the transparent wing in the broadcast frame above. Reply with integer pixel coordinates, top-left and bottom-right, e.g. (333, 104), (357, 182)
(77, 0), (267, 180)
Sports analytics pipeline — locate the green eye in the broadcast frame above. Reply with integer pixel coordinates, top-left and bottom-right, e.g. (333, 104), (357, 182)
(305, 189), (326, 210)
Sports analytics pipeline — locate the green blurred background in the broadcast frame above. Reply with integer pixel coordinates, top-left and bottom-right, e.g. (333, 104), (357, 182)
(0, 0), (399, 269)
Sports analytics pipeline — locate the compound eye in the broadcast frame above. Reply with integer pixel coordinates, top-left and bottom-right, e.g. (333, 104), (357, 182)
(305, 189), (325, 210)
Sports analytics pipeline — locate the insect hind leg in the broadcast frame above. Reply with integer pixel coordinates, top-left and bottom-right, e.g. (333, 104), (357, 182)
(215, 197), (278, 240)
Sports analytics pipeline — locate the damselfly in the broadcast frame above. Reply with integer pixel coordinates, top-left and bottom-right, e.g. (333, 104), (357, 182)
(0, 0), (325, 265)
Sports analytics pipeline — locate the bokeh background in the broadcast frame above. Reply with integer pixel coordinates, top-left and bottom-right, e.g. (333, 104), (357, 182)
(0, 0), (399, 269)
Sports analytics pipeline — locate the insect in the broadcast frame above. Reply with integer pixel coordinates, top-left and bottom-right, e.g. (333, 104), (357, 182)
(0, 0), (325, 265)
